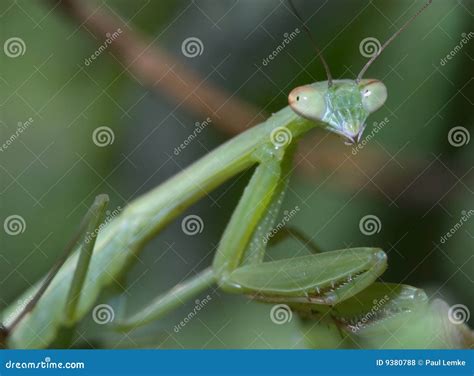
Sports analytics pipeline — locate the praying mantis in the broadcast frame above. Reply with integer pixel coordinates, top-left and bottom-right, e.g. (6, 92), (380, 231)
(4, 0), (464, 349)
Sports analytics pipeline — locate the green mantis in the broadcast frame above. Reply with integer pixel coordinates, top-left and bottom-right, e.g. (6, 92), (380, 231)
(4, 0), (463, 349)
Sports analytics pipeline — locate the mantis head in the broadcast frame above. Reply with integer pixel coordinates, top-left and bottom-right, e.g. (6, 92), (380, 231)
(287, 0), (431, 144)
(288, 79), (387, 144)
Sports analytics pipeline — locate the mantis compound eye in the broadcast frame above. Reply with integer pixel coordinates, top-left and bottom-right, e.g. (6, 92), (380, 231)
(359, 79), (387, 113)
(288, 85), (326, 122)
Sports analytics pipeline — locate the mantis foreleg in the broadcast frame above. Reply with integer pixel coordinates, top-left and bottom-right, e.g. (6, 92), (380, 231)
(213, 145), (296, 277)
(208, 147), (387, 304)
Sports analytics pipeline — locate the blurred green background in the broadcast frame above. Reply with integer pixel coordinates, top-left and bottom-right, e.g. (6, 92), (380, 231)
(1, 0), (472, 348)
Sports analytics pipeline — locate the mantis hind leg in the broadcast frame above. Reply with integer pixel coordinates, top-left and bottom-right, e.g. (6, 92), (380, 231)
(115, 267), (215, 330)
(266, 226), (322, 255)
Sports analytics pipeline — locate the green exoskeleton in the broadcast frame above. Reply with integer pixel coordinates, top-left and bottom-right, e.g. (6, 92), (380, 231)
(4, 0), (469, 349)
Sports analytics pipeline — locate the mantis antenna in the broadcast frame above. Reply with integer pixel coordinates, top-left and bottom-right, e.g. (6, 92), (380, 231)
(288, 0), (333, 86)
(357, 0), (433, 81)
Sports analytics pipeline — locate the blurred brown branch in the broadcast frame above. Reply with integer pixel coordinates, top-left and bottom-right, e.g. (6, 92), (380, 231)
(51, 0), (266, 135)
